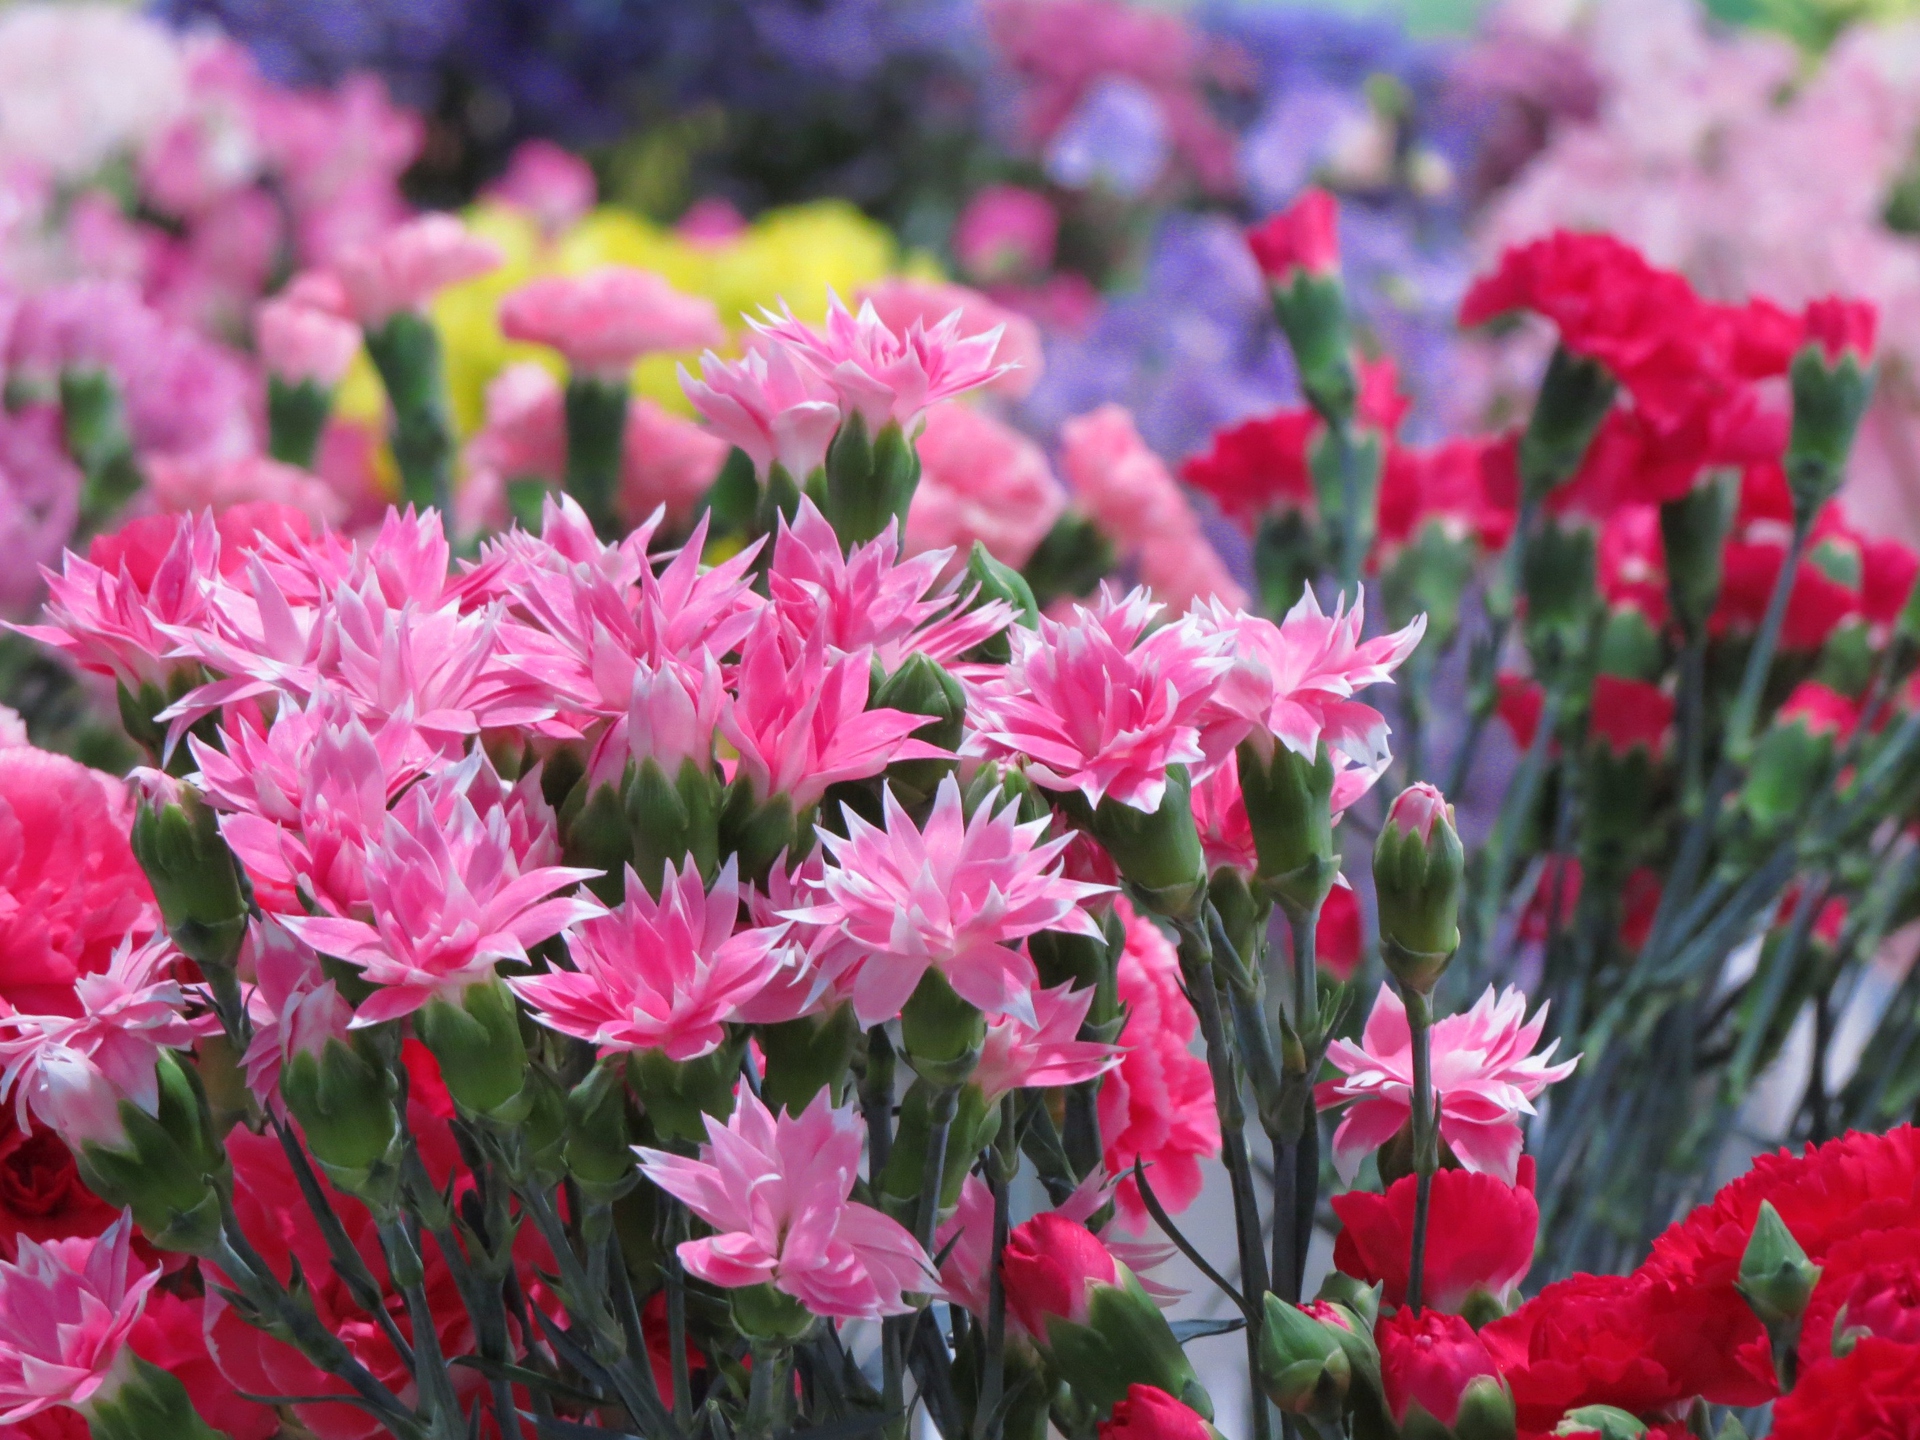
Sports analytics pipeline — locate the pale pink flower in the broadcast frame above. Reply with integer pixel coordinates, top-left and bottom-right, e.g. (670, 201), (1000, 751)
(330, 214), (502, 328)
(501, 267), (724, 378)
(857, 276), (1044, 399)
(511, 857), (784, 1062)
(239, 919), (353, 1114)
(280, 780), (601, 1025)
(458, 362), (567, 536)
(482, 139), (596, 236)
(0, 406), (82, 616)
(1101, 898), (1219, 1227)
(750, 290), (1014, 434)
(1059, 405), (1246, 612)
(256, 288), (361, 388)
(908, 401), (1067, 574)
(679, 342), (843, 481)
(636, 1089), (935, 1320)
(720, 614), (944, 813)
(791, 776), (1108, 1025)
(0, 934), (198, 1151)
(765, 499), (1010, 668)
(145, 453), (348, 528)
(0, 1213), (159, 1424)
(1318, 983), (1579, 1185)
(974, 982), (1121, 1100)
(18, 511), (221, 691)
(965, 585), (1234, 812)
(620, 397), (731, 529)
(1193, 587), (1425, 770)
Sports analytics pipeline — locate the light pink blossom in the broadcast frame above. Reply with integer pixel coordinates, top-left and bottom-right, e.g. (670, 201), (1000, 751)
(857, 276), (1044, 399)
(280, 780), (601, 1025)
(965, 585), (1233, 812)
(256, 288), (361, 388)
(511, 857), (783, 1062)
(765, 499), (1009, 668)
(733, 852), (862, 1025)
(482, 139), (596, 236)
(1318, 983), (1579, 1185)
(720, 614), (944, 812)
(500, 267), (724, 378)
(620, 397), (730, 529)
(0, 406), (82, 616)
(952, 184), (1058, 284)
(0, 935), (198, 1151)
(1194, 586), (1425, 769)
(678, 343), (843, 481)
(145, 454), (348, 528)
(635, 1089), (935, 1320)
(974, 982), (1121, 1100)
(0, 1213), (159, 1424)
(584, 650), (724, 793)
(1190, 751), (1257, 875)
(330, 214), (501, 328)
(907, 401), (1066, 574)
(790, 776), (1109, 1026)
(239, 919), (353, 1114)
(750, 290), (1013, 434)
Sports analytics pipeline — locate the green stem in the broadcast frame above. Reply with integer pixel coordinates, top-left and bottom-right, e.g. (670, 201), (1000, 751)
(742, 1340), (788, 1440)
(1404, 988), (1437, 1315)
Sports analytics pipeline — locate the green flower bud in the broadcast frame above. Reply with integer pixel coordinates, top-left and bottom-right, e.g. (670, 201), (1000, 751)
(962, 542), (1039, 664)
(129, 784), (249, 976)
(1660, 472), (1737, 637)
(629, 1033), (743, 1145)
(1737, 1200), (1821, 1327)
(1517, 347), (1616, 498)
(1093, 767), (1208, 922)
(874, 654), (965, 806)
(1258, 1294), (1356, 1419)
(82, 1351), (229, 1440)
(414, 980), (529, 1121)
(878, 1078), (995, 1222)
(821, 411), (920, 546)
(1449, 1375), (1518, 1440)
(76, 1051), (226, 1254)
(718, 779), (799, 888)
(1270, 271), (1355, 419)
(1521, 519), (1598, 680)
(758, 1003), (862, 1114)
(280, 1036), (399, 1195)
(1786, 326), (1875, 516)
(1553, 1405), (1647, 1439)
(1041, 1263), (1213, 1421)
(1372, 783), (1464, 993)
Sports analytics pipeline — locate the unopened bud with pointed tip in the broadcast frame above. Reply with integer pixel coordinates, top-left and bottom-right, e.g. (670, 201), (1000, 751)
(1737, 1200), (1820, 1327)
(1373, 783), (1463, 993)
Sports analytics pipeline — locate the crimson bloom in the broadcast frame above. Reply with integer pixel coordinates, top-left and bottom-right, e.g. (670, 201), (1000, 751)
(1588, 674), (1675, 757)
(1798, 1223), (1920, 1362)
(1331, 1158), (1538, 1314)
(1001, 1211), (1121, 1336)
(636, 1089), (934, 1320)
(1772, 1338), (1920, 1440)
(1801, 295), (1877, 364)
(1245, 189), (1340, 280)
(1376, 1307), (1504, 1429)
(1099, 1385), (1213, 1440)
(1319, 983), (1577, 1183)
(1179, 409), (1316, 531)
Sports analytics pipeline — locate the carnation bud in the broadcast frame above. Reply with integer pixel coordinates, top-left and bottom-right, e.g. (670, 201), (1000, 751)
(1003, 1213), (1212, 1420)
(1315, 1272), (1383, 1332)
(1517, 346), (1616, 497)
(1248, 191), (1354, 418)
(623, 758), (722, 901)
(1737, 1200), (1821, 1327)
(1786, 298), (1877, 516)
(81, 1350), (229, 1440)
(1099, 1385), (1220, 1440)
(1379, 1308), (1511, 1438)
(1659, 472), (1737, 636)
(874, 654), (966, 806)
(1235, 740), (1339, 916)
(821, 409), (921, 547)
(1093, 767), (1209, 922)
(1552, 1406), (1647, 1440)
(963, 542), (1038, 665)
(1373, 783), (1463, 993)
(74, 1050), (226, 1254)
(1257, 1294), (1354, 1419)
(1521, 519), (1598, 678)
(414, 980), (530, 1121)
(280, 1036), (400, 1198)
(129, 781), (249, 979)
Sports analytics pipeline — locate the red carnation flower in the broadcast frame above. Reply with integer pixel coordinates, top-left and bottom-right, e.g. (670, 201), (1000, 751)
(1497, 674), (1546, 751)
(0, 1106), (119, 1262)
(1246, 189), (1340, 280)
(1099, 1385), (1213, 1440)
(1771, 1337), (1920, 1440)
(1798, 1223), (1920, 1363)
(1713, 538), (1860, 650)
(1180, 410), (1317, 532)
(1314, 884), (1363, 982)
(1801, 296), (1877, 365)
(1862, 536), (1919, 627)
(1376, 436), (1517, 557)
(1378, 1307), (1504, 1428)
(1776, 680), (1860, 739)
(1589, 675), (1674, 758)
(1331, 1158), (1537, 1314)
(1480, 1268), (1776, 1428)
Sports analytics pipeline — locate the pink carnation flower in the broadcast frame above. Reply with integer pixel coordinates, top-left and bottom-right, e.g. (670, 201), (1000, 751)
(1059, 404), (1245, 611)
(975, 982), (1121, 1101)
(966, 586), (1233, 813)
(583, 650), (724, 795)
(952, 184), (1058, 284)
(256, 287), (361, 388)
(500, 267), (724, 378)
(482, 139), (596, 236)
(330, 214), (501, 328)
(720, 614), (944, 813)
(281, 779), (601, 1025)
(1318, 983), (1579, 1185)
(239, 920), (354, 1115)
(1193, 586), (1425, 769)
(908, 401), (1066, 574)
(0, 935), (198, 1152)
(750, 290), (1014, 434)
(857, 276), (1044, 398)
(732, 852), (862, 1025)
(620, 397), (730, 529)
(0, 1214), (159, 1425)
(679, 343), (843, 482)
(766, 499), (1009, 668)
(510, 857), (784, 1063)
(791, 776), (1109, 1026)
(636, 1089), (935, 1321)
(145, 454), (348, 528)
(1100, 899), (1220, 1227)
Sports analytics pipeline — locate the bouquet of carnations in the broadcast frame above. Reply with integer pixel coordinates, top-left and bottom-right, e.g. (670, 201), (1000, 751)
(3, 180), (1919, 1440)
